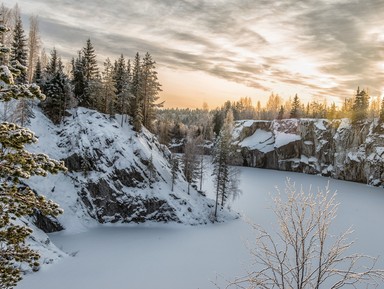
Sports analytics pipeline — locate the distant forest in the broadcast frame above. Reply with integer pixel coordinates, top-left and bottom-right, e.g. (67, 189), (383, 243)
(2, 3), (384, 147)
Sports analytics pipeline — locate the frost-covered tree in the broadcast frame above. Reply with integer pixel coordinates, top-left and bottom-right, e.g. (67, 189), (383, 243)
(0, 21), (66, 289)
(212, 110), (240, 218)
(226, 181), (384, 289)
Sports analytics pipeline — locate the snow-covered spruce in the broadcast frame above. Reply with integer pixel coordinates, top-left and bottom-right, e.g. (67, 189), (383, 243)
(234, 118), (384, 187)
(26, 107), (237, 230)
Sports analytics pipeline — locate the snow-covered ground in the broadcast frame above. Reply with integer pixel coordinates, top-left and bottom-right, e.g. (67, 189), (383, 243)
(17, 167), (384, 289)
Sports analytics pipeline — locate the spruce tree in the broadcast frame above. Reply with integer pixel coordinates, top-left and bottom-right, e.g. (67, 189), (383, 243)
(71, 52), (86, 106)
(10, 15), (28, 84)
(83, 38), (99, 82)
(0, 21), (66, 289)
(113, 56), (132, 125)
(171, 155), (179, 192)
(32, 57), (43, 86)
(182, 135), (200, 194)
(141, 52), (163, 130)
(130, 52), (142, 131)
(101, 57), (116, 115)
(10, 15), (32, 126)
(41, 49), (71, 124)
(212, 110), (240, 218)
(290, 94), (301, 118)
(74, 38), (99, 108)
(352, 87), (370, 124)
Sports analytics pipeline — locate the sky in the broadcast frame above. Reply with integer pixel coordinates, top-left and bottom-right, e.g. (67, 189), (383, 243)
(4, 0), (384, 109)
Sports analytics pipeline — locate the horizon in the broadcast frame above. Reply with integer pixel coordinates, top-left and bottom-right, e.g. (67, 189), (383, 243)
(4, 0), (384, 109)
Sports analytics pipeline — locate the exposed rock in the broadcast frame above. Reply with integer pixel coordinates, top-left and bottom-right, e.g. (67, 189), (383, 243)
(49, 108), (235, 226)
(31, 210), (64, 233)
(235, 118), (384, 187)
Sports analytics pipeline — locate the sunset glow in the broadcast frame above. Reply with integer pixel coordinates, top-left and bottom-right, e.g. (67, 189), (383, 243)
(5, 0), (384, 108)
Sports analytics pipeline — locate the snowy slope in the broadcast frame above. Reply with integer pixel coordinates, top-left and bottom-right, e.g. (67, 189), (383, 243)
(25, 107), (236, 229)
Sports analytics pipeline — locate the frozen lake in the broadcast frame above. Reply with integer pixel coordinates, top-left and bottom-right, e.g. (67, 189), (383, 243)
(17, 167), (384, 289)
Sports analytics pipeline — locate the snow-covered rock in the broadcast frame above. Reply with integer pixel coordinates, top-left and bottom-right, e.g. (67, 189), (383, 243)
(25, 107), (235, 229)
(235, 118), (384, 187)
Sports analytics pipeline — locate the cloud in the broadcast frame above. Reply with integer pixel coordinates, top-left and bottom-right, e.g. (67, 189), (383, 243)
(7, 0), (384, 102)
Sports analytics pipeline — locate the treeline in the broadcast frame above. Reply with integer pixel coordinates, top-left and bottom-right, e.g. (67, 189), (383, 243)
(1, 4), (162, 131)
(155, 90), (384, 146)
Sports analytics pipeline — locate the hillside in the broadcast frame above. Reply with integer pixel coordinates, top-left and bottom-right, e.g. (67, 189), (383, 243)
(25, 107), (236, 229)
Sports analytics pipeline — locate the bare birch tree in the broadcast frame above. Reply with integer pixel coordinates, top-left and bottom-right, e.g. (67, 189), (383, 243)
(27, 15), (41, 83)
(227, 180), (384, 289)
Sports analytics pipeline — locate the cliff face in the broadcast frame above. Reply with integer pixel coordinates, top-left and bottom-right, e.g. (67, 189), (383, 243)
(25, 107), (235, 231)
(235, 119), (384, 187)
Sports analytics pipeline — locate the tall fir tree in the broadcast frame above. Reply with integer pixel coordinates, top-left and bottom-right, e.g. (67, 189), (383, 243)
(113, 54), (131, 118)
(0, 20), (66, 289)
(71, 51), (86, 106)
(141, 52), (163, 130)
(74, 38), (99, 108)
(10, 15), (27, 84)
(290, 94), (301, 118)
(41, 49), (71, 124)
(9, 15), (32, 126)
(82, 38), (99, 82)
(130, 52), (143, 131)
(32, 57), (43, 86)
(212, 110), (240, 218)
(352, 87), (370, 124)
(101, 57), (117, 115)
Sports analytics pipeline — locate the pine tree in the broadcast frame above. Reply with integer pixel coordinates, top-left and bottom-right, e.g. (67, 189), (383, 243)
(290, 94), (301, 118)
(352, 87), (370, 124)
(113, 54), (131, 117)
(212, 110), (240, 218)
(0, 20), (66, 289)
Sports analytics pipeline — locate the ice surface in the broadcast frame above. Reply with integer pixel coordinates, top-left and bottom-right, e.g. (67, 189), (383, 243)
(16, 168), (384, 289)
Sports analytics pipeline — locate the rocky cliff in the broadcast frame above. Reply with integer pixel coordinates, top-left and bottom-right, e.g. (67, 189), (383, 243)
(234, 118), (384, 187)
(25, 107), (235, 232)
